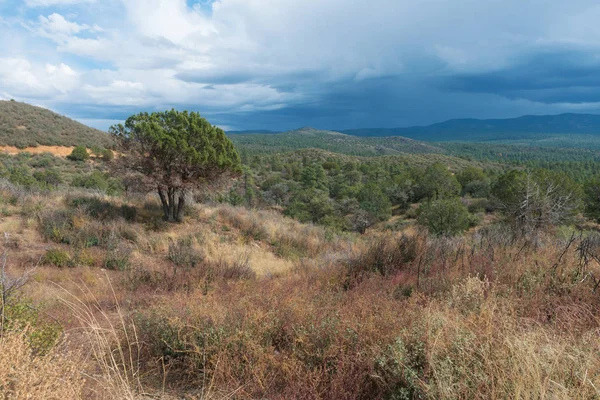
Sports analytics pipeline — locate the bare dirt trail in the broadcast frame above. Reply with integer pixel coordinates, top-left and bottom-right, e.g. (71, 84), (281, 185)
(0, 145), (75, 157)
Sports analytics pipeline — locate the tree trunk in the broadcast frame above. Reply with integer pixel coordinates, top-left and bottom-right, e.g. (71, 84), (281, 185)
(157, 187), (170, 221)
(175, 192), (186, 222)
(158, 186), (186, 222)
(168, 188), (176, 221)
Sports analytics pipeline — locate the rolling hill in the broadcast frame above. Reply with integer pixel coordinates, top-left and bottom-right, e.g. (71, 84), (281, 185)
(340, 113), (600, 141)
(229, 126), (444, 156)
(0, 100), (114, 149)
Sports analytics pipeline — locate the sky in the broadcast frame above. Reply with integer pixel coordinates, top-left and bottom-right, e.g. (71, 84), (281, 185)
(1, 0), (600, 131)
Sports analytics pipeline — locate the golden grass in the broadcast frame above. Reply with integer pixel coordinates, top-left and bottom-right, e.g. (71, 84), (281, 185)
(5, 191), (600, 398)
(0, 328), (85, 399)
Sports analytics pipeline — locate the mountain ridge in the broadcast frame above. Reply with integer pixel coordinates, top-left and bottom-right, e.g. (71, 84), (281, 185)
(230, 113), (600, 142)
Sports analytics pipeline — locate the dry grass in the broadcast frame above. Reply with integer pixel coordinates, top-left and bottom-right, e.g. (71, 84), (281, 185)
(0, 328), (85, 399)
(4, 190), (600, 398)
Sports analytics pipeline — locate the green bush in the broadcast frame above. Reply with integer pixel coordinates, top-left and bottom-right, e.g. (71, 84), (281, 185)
(67, 146), (90, 162)
(43, 248), (71, 268)
(102, 148), (114, 161)
(9, 166), (37, 188)
(417, 198), (471, 236)
(71, 171), (108, 191)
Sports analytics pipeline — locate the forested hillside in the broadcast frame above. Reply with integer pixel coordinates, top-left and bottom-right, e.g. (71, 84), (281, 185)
(230, 127), (444, 157)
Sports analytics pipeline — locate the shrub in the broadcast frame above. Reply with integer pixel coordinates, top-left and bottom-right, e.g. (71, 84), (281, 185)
(104, 245), (132, 271)
(346, 235), (418, 281)
(167, 237), (204, 269)
(42, 248), (71, 268)
(67, 146), (89, 161)
(101, 148), (114, 161)
(38, 209), (73, 244)
(33, 168), (63, 188)
(71, 171), (108, 191)
(9, 166), (37, 188)
(104, 231), (132, 271)
(417, 198), (471, 236)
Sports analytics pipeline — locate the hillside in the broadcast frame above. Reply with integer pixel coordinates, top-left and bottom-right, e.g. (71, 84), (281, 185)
(340, 113), (600, 141)
(229, 126), (444, 156)
(0, 100), (114, 149)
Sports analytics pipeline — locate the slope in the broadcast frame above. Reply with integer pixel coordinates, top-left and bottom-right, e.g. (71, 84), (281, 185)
(229, 126), (444, 156)
(0, 100), (114, 149)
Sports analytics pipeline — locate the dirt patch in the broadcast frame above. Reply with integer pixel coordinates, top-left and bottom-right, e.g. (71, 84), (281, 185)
(0, 145), (75, 157)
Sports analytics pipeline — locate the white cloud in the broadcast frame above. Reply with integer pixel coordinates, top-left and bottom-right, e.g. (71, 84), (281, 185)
(5, 0), (600, 127)
(39, 13), (87, 36)
(0, 58), (79, 98)
(25, 0), (95, 7)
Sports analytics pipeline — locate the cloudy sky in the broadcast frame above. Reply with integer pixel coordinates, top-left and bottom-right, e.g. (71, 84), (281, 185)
(1, 0), (600, 131)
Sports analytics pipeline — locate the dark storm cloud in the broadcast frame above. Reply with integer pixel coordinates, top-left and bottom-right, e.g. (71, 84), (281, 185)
(439, 48), (600, 104)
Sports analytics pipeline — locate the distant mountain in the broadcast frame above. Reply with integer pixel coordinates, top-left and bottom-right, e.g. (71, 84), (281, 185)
(340, 113), (600, 141)
(285, 127), (347, 136)
(0, 100), (114, 149)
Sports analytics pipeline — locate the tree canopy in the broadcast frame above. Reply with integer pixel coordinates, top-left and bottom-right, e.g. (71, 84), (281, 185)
(110, 110), (241, 222)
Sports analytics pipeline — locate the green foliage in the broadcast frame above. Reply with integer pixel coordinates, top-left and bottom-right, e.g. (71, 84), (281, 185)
(3, 299), (63, 355)
(417, 198), (471, 236)
(9, 166), (37, 188)
(415, 162), (461, 200)
(42, 248), (71, 268)
(71, 171), (108, 191)
(457, 166), (490, 197)
(357, 183), (392, 222)
(110, 109), (242, 222)
(584, 176), (600, 223)
(67, 146), (90, 162)
(33, 168), (62, 188)
(285, 189), (334, 224)
(229, 127), (443, 157)
(492, 169), (582, 234)
(101, 148), (114, 161)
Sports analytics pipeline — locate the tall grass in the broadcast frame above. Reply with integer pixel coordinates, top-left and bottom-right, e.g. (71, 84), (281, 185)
(56, 278), (144, 399)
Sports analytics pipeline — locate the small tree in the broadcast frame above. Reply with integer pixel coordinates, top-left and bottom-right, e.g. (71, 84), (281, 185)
(492, 169), (582, 236)
(417, 198), (471, 236)
(67, 146), (90, 162)
(357, 183), (392, 222)
(457, 166), (490, 197)
(584, 176), (600, 223)
(110, 110), (241, 222)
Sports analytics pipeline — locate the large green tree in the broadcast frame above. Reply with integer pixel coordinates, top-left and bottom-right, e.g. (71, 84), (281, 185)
(110, 110), (241, 222)
(414, 162), (461, 201)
